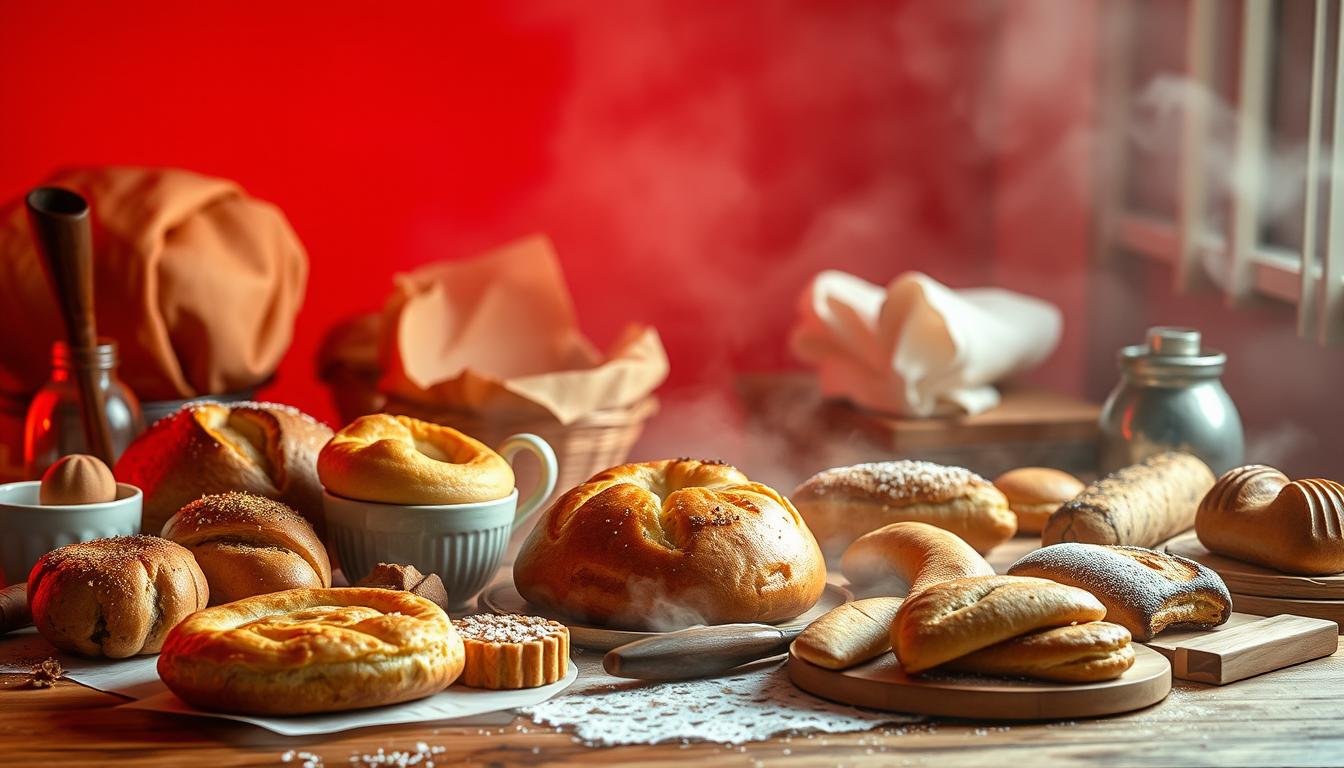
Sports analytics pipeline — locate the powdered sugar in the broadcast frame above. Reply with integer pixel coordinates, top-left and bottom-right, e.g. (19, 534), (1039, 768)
(454, 614), (566, 643)
(799, 460), (985, 504)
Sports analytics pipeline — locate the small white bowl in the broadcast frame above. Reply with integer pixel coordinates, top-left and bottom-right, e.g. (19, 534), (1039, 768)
(0, 481), (143, 587)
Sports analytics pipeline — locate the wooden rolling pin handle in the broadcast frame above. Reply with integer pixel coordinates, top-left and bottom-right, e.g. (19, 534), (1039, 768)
(603, 624), (792, 680)
(0, 584), (31, 635)
(25, 187), (115, 465)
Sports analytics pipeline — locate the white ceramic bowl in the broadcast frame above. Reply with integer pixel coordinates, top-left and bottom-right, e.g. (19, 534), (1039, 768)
(0, 480), (143, 587)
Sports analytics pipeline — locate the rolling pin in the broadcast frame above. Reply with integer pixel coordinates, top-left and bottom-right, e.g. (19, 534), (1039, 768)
(604, 623), (800, 680)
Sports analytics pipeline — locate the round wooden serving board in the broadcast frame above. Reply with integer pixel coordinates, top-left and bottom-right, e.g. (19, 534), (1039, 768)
(787, 643), (1172, 720)
(1164, 532), (1344, 599)
(479, 582), (852, 650)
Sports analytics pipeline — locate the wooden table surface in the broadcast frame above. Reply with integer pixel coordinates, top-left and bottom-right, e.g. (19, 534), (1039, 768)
(5, 538), (1344, 767)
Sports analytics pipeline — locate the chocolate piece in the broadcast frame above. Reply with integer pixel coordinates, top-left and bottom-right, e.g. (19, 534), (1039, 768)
(356, 563), (450, 610)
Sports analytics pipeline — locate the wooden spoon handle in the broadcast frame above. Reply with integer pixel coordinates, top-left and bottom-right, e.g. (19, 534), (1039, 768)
(603, 624), (794, 680)
(26, 187), (115, 464)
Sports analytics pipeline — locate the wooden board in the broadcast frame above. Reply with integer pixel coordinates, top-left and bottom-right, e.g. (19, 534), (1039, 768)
(1145, 612), (1339, 684)
(1230, 593), (1344, 632)
(480, 582), (852, 650)
(786, 643), (1171, 720)
(1165, 532), (1344, 599)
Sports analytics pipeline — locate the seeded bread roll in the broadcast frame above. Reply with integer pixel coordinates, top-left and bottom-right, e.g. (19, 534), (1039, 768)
(1008, 543), (1231, 640)
(1042, 452), (1215, 549)
(794, 461), (1016, 556)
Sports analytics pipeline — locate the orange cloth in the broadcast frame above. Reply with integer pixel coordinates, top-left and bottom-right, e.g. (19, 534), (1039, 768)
(0, 167), (307, 401)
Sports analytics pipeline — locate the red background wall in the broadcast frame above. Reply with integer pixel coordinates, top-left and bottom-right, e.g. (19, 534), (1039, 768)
(0, 1), (1018, 425)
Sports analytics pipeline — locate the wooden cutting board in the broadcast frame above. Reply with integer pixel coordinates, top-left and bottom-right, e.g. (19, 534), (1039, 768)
(1165, 533), (1344, 599)
(1146, 612), (1340, 684)
(787, 642), (1171, 720)
(1226, 594), (1344, 631)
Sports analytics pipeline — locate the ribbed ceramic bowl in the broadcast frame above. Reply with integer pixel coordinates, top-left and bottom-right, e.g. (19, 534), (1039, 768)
(0, 480), (143, 587)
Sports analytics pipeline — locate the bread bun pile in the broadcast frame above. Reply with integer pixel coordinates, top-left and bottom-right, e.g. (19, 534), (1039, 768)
(1196, 464), (1344, 575)
(793, 460), (1015, 555)
(513, 458), (826, 629)
(161, 492), (332, 604)
(114, 402), (332, 535)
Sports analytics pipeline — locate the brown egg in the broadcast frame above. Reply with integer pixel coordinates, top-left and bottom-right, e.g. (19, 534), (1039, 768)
(40, 454), (117, 505)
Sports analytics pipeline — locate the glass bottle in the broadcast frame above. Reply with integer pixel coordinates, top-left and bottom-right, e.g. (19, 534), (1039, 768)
(23, 340), (145, 478)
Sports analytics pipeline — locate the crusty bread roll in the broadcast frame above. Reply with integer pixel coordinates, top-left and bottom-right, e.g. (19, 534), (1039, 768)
(992, 467), (1084, 535)
(1008, 543), (1230, 640)
(793, 461), (1016, 555)
(317, 414), (513, 505)
(114, 402), (332, 536)
(892, 575), (1106, 674)
(944, 622), (1135, 682)
(1042, 452), (1214, 549)
(840, 521), (995, 596)
(513, 459), (826, 629)
(158, 588), (463, 715)
(161, 492), (332, 605)
(791, 597), (903, 670)
(28, 535), (208, 658)
(1197, 465), (1344, 576)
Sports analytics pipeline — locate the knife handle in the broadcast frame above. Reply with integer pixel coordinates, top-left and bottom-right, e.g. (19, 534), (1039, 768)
(603, 624), (791, 680)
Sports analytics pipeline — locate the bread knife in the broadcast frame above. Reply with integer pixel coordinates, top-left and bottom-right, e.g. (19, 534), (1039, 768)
(603, 623), (800, 680)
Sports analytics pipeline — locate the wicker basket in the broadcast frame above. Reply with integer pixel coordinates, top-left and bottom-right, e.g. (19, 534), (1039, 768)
(383, 395), (659, 506)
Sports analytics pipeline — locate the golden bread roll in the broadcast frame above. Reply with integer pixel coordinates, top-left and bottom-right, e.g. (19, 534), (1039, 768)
(40, 454), (116, 505)
(892, 575), (1106, 674)
(992, 467), (1084, 535)
(161, 492), (332, 605)
(317, 414), (514, 505)
(157, 587), (464, 715)
(114, 401), (332, 536)
(453, 613), (570, 689)
(513, 458), (826, 629)
(1196, 465), (1344, 575)
(1008, 543), (1231, 640)
(791, 597), (903, 670)
(840, 521), (995, 596)
(28, 535), (208, 658)
(793, 461), (1016, 555)
(944, 621), (1135, 682)
(1042, 452), (1215, 549)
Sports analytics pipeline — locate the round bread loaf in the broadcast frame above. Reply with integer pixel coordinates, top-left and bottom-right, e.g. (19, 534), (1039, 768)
(317, 414), (514, 505)
(840, 521), (995, 596)
(992, 467), (1084, 535)
(1008, 543), (1231, 640)
(28, 535), (208, 658)
(513, 458), (827, 630)
(1196, 464), (1344, 575)
(158, 588), (463, 715)
(161, 492), (332, 605)
(114, 401), (332, 536)
(944, 621), (1135, 682)
(892, 575), (1106, 674)
(793, 460), (1016, 556)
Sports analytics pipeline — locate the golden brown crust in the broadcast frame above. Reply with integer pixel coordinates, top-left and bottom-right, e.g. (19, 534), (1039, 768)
(944, 621), (1135, 682)
(114, 402), (332, 536)
(794, 461), (1016, 555)
(317, 414), (514, 505)
(157, 587), (464, 715)
(27, 535), (208, 658)
(792, 597), (903, 670)
(1008, 543), (1231, 640)
(840, 521), (995, 596)
(453, 614), (570, 689)
(1197, 465), (1344, 575)
(161, 492), (332, 605)
(512, 459), (827, 629)
(39, 454), (116, 505)
(1042, 452), (1215, 548)
(892, 575), (1106, 674)
(993, 467), (1084, 535)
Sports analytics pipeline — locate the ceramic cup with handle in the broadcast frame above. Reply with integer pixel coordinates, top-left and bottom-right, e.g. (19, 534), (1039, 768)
(0, 480), (143, 587)
(323, 433), (558, 610)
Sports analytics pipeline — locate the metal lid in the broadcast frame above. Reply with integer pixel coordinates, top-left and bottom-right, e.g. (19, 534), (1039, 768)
(1118, 326), (1226, 380)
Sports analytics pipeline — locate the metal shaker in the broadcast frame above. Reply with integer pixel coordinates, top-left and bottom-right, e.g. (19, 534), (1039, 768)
(1098, 327), (1243, 475)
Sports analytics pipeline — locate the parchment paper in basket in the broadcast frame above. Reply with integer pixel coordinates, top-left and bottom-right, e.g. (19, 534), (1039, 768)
(790, 270), (1062, 417)
(379, 235), (668, 426)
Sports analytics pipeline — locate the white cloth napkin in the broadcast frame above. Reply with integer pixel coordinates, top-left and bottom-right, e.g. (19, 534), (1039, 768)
(791, 271), (1062, 417)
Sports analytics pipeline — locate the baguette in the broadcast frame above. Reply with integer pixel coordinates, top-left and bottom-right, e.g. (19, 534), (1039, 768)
(1042, 452), (1214, 548)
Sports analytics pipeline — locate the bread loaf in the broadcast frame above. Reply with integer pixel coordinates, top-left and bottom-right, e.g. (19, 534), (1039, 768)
(1042, 452), (1214, 548)
(840, 521), (995, 596)
(1196, 465), (1344, 575)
